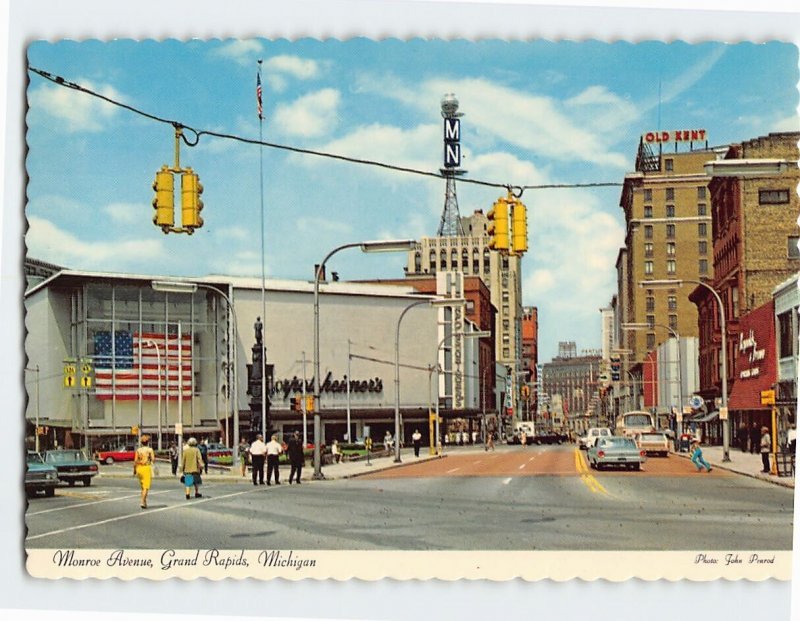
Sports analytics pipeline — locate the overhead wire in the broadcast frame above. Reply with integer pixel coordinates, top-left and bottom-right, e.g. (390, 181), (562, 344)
(28, 66), (623, 195)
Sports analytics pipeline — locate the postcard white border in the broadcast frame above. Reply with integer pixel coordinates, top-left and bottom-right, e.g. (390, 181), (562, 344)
(4, 0), (800, 619)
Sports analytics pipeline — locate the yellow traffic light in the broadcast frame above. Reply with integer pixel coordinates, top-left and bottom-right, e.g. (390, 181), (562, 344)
(511, 198), (528, 254)
(152, 166), (174, 232)
(487, 197), (510, 251)
(181, 169), (204, 232)
(306, 395), (314, 413)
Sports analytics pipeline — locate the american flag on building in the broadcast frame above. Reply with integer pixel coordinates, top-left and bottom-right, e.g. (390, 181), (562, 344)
(93, 331), (192, 401)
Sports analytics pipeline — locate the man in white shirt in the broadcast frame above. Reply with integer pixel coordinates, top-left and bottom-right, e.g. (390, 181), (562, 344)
(249, 434), (267, 486)
(266, 434), (284, 485)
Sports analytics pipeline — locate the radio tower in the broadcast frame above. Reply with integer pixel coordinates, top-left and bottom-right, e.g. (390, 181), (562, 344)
(437, 94), (466, 237)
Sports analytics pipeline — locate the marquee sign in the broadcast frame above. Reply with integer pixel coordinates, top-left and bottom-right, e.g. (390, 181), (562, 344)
(738, 328), (766, 379)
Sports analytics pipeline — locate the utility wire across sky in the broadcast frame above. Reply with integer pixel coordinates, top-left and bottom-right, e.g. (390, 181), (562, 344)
(28, 66), (623, 197)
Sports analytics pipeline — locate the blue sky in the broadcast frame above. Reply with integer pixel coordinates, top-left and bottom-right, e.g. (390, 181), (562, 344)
(25, 39), (799, 361)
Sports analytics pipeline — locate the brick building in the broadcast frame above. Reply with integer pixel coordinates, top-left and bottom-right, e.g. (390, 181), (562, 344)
(690, 132), (799, 438)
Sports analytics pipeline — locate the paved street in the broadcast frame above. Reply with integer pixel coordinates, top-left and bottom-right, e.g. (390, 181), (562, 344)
(25, 445), (793, 551)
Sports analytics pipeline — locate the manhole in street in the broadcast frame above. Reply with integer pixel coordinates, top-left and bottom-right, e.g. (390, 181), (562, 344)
(230, 531), (276, 538)
(520, 517), (556, 524)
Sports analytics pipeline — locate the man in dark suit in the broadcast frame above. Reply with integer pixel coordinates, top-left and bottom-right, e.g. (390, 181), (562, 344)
(287, 431), (305, 485)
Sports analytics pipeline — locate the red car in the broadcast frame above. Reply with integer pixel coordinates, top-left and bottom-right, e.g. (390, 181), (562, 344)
(95, 445), (136, 465)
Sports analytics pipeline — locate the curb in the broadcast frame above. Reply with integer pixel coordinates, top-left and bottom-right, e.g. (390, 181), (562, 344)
(674, 451), (795, 489)
(335, 454), (446, 480)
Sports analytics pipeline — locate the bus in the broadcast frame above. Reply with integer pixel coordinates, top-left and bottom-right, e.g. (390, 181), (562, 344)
(615, 411), (656, 438)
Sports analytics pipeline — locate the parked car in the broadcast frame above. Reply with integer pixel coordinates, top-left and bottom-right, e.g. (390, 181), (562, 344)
(95, 445), (136, 465)
(587, 437), (647, 471)
(634, 432), (671, 457)
(25, 451), (58, 497)
(204, 442), (232, 462)
(578, 427), (612, 450)
(43, 449), (99, 486)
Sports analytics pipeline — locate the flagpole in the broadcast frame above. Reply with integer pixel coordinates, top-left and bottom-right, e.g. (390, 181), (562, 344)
(258, 59), (267, 439)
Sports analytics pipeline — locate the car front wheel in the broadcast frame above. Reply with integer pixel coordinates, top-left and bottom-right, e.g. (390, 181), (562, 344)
(83, 477), (92, 486)
(44, 487), (55, 497)
(104, 456), (115, 465)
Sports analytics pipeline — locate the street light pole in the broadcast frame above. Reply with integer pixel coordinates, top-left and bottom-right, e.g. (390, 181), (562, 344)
(313, 239), (416, 479)
(640, 279), (729, 461)
(152, 280), (240, 466)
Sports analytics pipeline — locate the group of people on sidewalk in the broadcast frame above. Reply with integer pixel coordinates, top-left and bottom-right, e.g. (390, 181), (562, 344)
(133, 435), (209, 509)
(240, 431), (306, 486)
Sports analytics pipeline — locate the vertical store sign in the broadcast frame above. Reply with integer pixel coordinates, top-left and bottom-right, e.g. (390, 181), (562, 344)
(443, 118), (461, 168)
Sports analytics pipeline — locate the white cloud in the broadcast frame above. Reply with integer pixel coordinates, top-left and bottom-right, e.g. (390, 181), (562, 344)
(774, 115), (800, 132)
(103, 202), (141, 224)
(26, 216), (165, 267)
(364, 76), (629, 168)
(28, 80), (123, 133)
(309, 122), (439, 171)
(264, 55), (320, 80)
(210, 40), (265, 67)
(214, 226), (249, 241)
(272, 89), (341, 138)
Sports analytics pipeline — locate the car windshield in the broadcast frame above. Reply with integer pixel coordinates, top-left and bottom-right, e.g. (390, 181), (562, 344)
(640, 434), (666, 441)
(46, 450), (86, 462)
(605, 438), (636, 448)
(624, 414), (652, 427)
(26, 452), (44, 464)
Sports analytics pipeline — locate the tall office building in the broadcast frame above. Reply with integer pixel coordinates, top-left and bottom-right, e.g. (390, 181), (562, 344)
(617, 133), (718, 389)
(407, 209), (523, 370)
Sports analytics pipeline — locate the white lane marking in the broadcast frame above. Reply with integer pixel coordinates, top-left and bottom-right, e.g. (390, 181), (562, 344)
(528, 456), (536, 462)
(27, 489), (174, 516)
(446, 467), (460, 473)
(518, 464), (526, 470)
(502, 477), (512, 485)
(26, 486), (262, 542)
(473, 460), (482, 464)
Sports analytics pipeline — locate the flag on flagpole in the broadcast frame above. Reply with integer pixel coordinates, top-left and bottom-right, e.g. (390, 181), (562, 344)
(94, 331), (192, 401)
(256, 72), (263, 120)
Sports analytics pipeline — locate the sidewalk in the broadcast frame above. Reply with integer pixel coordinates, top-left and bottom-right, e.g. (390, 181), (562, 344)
(98, 448), (446, 483)
(675, 445), (795, 489)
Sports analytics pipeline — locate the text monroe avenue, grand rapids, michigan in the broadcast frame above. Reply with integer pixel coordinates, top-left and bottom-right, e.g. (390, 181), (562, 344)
(45, 549), (318, 573)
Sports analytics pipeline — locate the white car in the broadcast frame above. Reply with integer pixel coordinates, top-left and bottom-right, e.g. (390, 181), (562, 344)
(578, 427), (613, 450)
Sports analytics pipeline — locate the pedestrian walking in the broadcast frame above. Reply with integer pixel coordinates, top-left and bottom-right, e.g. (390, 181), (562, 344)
(749, 422), (760, 454)
(383, 431), (392, 452)
(133, 434), (156, 509)
(412, 429), (422, 457)
(168, 441), (179, 475)
(180, 437), (204, 499)
(199, 438), (209, 474)
(331, 439), (341, 464)
(760, 426), (772, 473)
(788, 424), (797, 454)
(520, 431), (527, 447)
(238, 438), (250, 477)
(287, 431), (304, 484)
(485, 429), (495, 451)
(690, 440), (712, 473)
(266, 434), (283, 485)
(249, 434), (267, 485)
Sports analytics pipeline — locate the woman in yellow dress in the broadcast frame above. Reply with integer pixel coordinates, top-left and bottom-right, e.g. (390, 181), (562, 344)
(133, 434), (156, 509)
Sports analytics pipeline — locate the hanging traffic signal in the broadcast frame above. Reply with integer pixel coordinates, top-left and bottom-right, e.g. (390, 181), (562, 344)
(181, 168), (204, 233)
(305, 395), (314, 413)
(152, 166), (175, 233)
(487, 197), (510, 251)
(511, 198), (528, 255)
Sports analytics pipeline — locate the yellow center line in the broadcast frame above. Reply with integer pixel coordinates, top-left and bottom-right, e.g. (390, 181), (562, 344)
(573, 449), (610, 496)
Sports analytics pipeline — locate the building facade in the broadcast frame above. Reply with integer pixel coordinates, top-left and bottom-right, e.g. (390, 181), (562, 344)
(540, 347), (603, 434)
(618, 137), (717, 400)
(691, 132), (800, 427)
(24, 268), (482, 451)
(774, 274), (798, 432)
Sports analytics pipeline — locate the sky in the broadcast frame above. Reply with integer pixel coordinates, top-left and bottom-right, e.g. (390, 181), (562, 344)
(24, 39), (800, 361)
